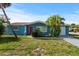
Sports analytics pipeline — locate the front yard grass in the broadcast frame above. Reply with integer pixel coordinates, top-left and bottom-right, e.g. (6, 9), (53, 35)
(69, 34), (79, 39)
(0, 35), (79, 56)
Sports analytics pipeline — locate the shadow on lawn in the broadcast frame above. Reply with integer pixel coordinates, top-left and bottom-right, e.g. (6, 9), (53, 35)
(0, 37), (20, 44)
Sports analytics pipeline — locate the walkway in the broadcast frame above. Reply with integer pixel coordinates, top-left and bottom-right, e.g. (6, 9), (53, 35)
(27, 35), (33, 38)
(64, 37), (79, 48)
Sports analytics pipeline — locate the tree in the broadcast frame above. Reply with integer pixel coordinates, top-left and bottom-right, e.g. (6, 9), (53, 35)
(0, 21), (4, 36)
(70, 23), (75, 28)
(46, 15), (65, 37)
(0, 3), (18, 38)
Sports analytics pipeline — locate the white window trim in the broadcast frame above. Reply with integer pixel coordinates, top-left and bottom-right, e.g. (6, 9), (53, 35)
(36, 26), (47, 32)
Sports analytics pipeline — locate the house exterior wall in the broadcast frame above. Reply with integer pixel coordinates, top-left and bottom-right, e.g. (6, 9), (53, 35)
(66, 26), (69, 36)
(4, 23), (69, 37)
(4, 25), (26, 35)
(29, 23), (50, 36)
(60, 26), (69, 36)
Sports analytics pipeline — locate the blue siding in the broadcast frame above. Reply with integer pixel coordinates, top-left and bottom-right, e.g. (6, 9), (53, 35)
(4, 25), (26, 35)
(14, 25), (26, 35)
(66, 26), (69, 36)
(30, 23), (50, 36)
(4, 22), (69, 37)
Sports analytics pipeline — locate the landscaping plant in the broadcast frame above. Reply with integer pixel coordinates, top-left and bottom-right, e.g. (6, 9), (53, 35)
(46, 15), (65, 37)
(53, 26), (61, 37)
(32, 28), (43, 37)
(0, 21), (4, 36)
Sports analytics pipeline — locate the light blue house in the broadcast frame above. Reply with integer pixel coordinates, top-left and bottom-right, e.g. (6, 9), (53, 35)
(4, 21), (69, 37)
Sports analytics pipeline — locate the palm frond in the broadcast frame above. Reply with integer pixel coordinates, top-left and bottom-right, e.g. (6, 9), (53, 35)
(0, 3), (11, 8)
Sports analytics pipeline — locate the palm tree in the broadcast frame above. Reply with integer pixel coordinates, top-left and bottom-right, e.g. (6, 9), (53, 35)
(46, 15), (65, 37)
(0, 3), (18, 38)
(46, 15), (65, 26)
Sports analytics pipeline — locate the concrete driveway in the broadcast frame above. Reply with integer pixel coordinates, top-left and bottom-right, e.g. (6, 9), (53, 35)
(64, 37), (79, 48)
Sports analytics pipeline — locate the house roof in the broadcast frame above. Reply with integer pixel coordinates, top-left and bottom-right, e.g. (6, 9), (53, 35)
(10, 21), (69, 27)
(11, 22), (30, 25)
(11, 21), (46, 26)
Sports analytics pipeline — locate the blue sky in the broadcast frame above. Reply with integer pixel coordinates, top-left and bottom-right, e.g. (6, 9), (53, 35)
(0, 3), (79, 24)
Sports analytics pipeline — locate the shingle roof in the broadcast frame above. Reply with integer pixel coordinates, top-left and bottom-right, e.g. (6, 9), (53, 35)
(11, 21), (45, 26)
(10, 21), (69, 27)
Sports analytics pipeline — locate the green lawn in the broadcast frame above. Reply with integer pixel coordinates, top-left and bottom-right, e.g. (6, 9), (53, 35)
(69, 34), (79, 39)
(71, 35), (79, 39)
(0, 35), (79, 56)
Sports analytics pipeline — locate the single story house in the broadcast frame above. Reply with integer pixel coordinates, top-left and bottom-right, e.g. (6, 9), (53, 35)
(4, 21), (69, 37)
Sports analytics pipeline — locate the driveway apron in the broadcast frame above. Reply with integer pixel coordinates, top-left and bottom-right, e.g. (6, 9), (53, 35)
(64, 37), (79, 48)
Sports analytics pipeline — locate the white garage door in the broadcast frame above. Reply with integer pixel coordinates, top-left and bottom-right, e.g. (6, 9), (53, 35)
(60, 27), (66, 35)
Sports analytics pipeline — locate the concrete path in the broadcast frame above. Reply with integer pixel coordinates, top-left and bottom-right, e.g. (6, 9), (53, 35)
(64, 37), (79, 48)
(27, 35), (33, 38)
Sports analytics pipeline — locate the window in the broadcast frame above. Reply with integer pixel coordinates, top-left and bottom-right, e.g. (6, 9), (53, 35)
(36, 26), (47, 32)
(12, 25), (18, 31)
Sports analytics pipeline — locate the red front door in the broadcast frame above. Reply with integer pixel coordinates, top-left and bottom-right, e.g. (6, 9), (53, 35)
(29, 27), (32, 34)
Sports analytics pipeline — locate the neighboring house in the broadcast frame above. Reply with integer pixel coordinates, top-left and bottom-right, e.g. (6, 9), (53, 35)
(69, 27), (79, 32)
(4, 21), (69, 37)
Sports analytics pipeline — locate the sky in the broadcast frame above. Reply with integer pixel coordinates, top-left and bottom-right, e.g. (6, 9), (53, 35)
(0, 3), (79, 24)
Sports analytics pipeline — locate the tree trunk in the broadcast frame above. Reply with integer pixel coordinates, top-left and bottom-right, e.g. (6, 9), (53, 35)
(0, 6), (18, 38)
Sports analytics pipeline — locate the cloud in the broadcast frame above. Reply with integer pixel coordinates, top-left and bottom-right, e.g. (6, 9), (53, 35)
(74, 11), (79, 14)
(0, 6), (79, 24)
(0, 7), (49, 23)
(63, 14), (79, 24)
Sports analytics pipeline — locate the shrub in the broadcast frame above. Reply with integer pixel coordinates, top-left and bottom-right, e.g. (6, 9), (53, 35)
(0, 21), (4, 36)
(31, 28), (43, 37)
(31, 28), (40, 37)
(31, 31), (38, 37)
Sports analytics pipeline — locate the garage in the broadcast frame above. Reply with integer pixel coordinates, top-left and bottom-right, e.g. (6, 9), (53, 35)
(60, 25), (69, 36)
